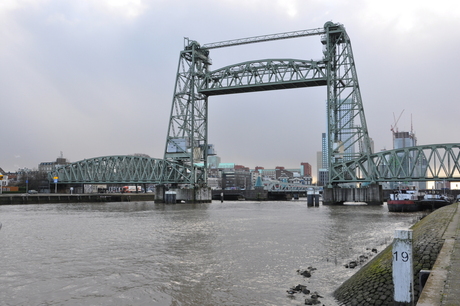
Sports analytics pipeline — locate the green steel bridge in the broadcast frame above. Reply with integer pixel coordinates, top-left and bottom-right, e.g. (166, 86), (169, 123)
(49, 22), (460, 187)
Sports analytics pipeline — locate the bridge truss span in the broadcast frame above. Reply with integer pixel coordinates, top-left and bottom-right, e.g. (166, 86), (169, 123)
(262, 181), (318, 193)
(199, 59), (327, 96)
(331, 144), (460, 183)
(47, 22), (460, 188)
(48, 156), (195, 184)
(165, 21), (373, 186)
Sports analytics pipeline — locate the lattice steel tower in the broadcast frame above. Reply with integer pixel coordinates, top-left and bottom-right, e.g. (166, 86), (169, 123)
(322, 22), (373, 185)
(164, 22), (373, 187)
(164, 39), (211, 187)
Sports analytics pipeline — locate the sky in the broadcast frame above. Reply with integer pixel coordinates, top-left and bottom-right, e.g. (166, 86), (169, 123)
(1, 0), (460, 178)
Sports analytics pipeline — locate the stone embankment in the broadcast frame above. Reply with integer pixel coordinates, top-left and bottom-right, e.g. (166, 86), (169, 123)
(334, 203), (458, 306)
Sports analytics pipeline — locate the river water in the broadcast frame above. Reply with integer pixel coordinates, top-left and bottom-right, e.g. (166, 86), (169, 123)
(0, 200), (423, 306)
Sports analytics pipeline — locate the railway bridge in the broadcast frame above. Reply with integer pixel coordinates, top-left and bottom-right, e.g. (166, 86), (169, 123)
(49, 22), (460, 203)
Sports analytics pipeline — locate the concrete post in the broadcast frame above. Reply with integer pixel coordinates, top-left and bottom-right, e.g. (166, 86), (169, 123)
(392, 229), (414, 305)
(323, 184), (383, 205)
(165, 191), (176, 204)
(307, 194), (313, 206)
(155, 185), (165, 203)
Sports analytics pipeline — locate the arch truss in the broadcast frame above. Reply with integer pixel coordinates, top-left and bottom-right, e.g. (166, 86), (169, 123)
(331, 144), (460, 183)
(199, 59), (327, 96)
(262, 181), (317, 193)
(48, 156), (195, 184)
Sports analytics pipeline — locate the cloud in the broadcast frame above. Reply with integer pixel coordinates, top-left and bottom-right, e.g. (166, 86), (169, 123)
(1, 0), (460, 176)
(95, 0), (148, 19)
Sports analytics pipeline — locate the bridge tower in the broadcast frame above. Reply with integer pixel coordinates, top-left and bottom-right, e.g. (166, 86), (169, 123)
(322, 22), (373, 186)
(164, 39), (211, 187)
(164, 22), (374, 187)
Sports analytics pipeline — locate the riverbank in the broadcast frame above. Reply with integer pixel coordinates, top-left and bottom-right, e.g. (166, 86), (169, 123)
(0, 193), (155, 205)
(417, 201), (460, 305)
(333, 203), (459, 305)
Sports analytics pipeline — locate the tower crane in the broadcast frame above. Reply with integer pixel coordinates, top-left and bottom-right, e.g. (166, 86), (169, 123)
(391, 110), (405, 149)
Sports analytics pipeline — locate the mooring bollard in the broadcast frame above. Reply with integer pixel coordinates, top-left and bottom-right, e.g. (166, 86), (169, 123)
(392, 229), (414, 306)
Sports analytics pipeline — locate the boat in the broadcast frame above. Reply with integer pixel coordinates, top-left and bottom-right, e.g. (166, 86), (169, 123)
(418, 189), (453, 211)
(387, 188), (421, 212)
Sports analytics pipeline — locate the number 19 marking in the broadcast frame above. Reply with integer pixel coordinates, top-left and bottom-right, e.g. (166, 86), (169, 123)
(393, 251), (409, 262)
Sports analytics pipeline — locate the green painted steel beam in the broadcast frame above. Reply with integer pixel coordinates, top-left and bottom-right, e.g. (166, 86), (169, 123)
(48, 155), (194, 184)
(330, 144), (460, 183)
(198, 59), (327, 96)
(202, 28), (325, 49)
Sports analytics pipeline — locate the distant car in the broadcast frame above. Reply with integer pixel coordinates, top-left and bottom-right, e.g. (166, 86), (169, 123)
(28, 190), (38, 194)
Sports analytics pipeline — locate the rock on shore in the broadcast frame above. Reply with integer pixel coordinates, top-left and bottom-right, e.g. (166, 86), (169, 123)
(334, 203), (458, 306)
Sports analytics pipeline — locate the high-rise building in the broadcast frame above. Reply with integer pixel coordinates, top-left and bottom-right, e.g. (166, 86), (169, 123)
(394, 131), (416, 149)
(391, 128), (426, 189)
(318, 133), (330, 186)
(321, 133), (328, 170)
(208, 155), (221, 168)
(301, 162), (312, 177)
(316, 151), (322, 170)
(369, 137), (374, 154)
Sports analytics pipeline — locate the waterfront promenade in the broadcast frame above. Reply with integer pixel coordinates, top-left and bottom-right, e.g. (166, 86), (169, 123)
(417, 202), (460, 305)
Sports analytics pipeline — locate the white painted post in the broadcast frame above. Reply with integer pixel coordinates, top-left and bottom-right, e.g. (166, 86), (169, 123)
(392, 229), (414, 305)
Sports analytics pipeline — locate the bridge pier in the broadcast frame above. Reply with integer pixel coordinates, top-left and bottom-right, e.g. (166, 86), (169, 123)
(323, 184), (383, 205)
(155, 185), (212, 203)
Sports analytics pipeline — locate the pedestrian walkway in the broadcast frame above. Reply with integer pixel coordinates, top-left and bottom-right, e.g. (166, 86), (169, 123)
(417, 202), (460, 305)
(440, 202), (460, 306)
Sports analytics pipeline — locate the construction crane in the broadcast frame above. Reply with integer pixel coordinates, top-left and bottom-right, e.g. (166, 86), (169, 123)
(391, 110), (405, 149)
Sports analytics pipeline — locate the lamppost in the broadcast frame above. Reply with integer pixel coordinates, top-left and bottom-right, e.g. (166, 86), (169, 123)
(53, 176), (58, 194)
(0, 175), (3, 195)
(25, 170), (29, 194)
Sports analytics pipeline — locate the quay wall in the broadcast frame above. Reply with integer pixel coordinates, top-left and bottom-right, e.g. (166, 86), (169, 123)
(324, 184), (383, 205)
(0, 193), (155, 205)
(334, 203), (458, 306)
(155, 186), (212, 203)
(211, 189), (269, 201)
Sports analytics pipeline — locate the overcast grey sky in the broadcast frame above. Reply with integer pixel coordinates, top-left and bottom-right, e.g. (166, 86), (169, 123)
(1, 0), (460, 177)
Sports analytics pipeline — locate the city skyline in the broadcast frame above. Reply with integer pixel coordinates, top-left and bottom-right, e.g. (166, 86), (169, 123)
(1, 0), (459, 173)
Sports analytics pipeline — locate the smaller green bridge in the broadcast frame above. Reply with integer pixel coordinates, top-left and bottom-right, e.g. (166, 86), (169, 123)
(48, 155), (199, 184)
(331, 143), (460, 184)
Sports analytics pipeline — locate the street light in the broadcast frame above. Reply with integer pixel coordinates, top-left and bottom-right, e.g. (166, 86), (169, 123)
(26, 171), (29, 194)
(0, 175), (3, 195)
(53, 176), (59, 194)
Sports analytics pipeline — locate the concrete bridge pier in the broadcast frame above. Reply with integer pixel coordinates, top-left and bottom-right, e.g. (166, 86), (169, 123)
(323, 184), (383, 205)
(155, 185), (212, 203)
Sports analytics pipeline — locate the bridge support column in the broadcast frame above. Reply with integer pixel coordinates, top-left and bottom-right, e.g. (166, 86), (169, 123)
(155, 185), (212, 203)
(155, 185), (166, 203)
(323, 184), (383, 205)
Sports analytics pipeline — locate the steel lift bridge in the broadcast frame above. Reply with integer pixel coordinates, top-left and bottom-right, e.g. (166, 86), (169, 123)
(50, 22), (460, 191)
